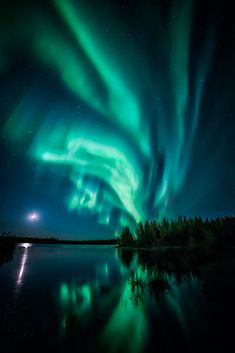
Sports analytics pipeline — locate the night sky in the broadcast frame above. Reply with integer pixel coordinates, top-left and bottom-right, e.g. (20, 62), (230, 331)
(0, 0), (234, 239)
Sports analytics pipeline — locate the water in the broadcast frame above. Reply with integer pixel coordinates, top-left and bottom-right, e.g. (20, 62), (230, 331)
(0, 244), (235, 353)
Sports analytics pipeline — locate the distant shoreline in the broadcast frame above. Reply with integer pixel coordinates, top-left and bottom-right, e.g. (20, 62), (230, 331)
(0, 235), (118, 246)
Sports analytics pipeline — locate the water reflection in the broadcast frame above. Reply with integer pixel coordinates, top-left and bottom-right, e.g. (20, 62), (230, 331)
(56, 249), (204, 353)
(58, 260), (115, 343)
(102, 268), (148, 353)
(118, 249), (135, 269)
(59, 282), (92, 336)
(1, 245), (234, 353)
(17, 243), (31, 287)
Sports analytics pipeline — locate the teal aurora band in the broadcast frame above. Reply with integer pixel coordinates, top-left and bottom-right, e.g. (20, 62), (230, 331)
(1, 0), (234, 237)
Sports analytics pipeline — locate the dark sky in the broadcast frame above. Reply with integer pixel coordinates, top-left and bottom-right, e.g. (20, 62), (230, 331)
(0, 0), (234, 239)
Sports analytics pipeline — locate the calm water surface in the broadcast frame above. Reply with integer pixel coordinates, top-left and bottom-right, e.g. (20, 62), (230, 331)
(0, 244), (234, 353)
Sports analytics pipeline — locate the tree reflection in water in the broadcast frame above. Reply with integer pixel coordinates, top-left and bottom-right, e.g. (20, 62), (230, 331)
(56, 248), (203, 353)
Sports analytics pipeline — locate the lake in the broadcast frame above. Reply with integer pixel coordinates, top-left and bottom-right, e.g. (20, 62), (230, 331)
(0, 243), (235, 353)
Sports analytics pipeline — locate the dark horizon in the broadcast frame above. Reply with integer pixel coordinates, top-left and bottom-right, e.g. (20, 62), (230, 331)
(1, 214), (234, 242)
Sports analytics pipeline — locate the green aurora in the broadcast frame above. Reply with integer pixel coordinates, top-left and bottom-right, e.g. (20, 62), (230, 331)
(1, 0), (234, 237)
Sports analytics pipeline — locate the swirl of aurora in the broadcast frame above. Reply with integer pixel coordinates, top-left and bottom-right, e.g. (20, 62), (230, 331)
(2, 0), (221, 235)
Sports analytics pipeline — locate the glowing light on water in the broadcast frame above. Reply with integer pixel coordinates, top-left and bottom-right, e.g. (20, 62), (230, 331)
(17, 245), (30, 286)
(19, 242), (32, 248)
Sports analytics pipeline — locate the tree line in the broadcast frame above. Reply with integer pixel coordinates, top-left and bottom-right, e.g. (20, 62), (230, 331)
(118, 216), (235, 249)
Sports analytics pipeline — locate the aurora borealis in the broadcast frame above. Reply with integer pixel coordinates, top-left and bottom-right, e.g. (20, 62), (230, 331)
(0, 0), (234, 238)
